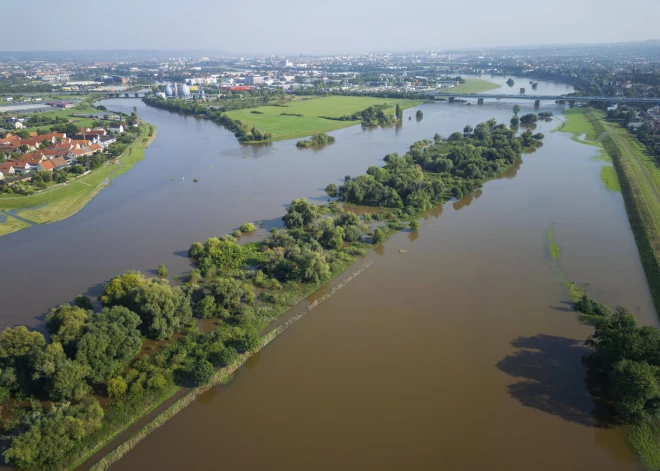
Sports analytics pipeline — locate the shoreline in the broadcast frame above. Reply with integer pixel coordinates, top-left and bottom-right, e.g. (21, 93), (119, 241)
(0, 122), (156, 236)
(560, 106), (660, 469)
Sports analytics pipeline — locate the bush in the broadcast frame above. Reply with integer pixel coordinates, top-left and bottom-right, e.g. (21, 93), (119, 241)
(575, 295), (610, 316)
(218, 347), (239, 367)
(191, 358), (215, 385)
(410, 220), (419, 232)
(372, 228), (386, 244)
(107, 376), (128, 398)
(240, 222), (256, 233)
(157, 264), (168, 278)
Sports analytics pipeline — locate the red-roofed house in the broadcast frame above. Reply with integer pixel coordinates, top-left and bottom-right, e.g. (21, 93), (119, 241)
(50, 157), (68, 169)
(38, 160), (55, 172)
(43, 148), (70, 159)
(0, 162), (15, 176)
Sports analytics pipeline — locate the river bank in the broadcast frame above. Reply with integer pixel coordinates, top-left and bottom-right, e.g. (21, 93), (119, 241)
(560, 106), (660, 469)
(0, 123), (156, 236)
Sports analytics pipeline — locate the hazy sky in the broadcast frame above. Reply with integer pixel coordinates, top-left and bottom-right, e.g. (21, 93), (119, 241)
(5, 0), (660, 54)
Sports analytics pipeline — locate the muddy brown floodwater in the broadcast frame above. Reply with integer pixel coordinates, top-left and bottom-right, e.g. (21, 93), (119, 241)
(102, 94), (655, 469)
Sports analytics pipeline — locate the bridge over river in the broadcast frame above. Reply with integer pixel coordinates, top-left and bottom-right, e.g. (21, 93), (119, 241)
(418, 91), (660, 105)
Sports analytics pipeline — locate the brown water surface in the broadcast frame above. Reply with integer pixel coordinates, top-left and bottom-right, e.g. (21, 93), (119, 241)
(108, 100), (654, 469)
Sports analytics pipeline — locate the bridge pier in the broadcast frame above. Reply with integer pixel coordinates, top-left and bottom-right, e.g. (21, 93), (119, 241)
(534, 100), (540, 108)
(448, 96), (455, 103)
(134, 93), (139, 98)
(477, 98), (483, 105)
(569, 100), (575, 108)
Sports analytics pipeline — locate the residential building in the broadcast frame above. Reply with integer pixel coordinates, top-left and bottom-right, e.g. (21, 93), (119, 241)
(109, 123), (125, 133)
(99, 135), (116, 148)
(50, 157), (68, 169)
(38, 160), (55, 172)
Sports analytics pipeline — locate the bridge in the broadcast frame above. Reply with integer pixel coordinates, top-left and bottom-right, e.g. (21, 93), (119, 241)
(417, 91), (660, 105)
(105, 91), (149, 98)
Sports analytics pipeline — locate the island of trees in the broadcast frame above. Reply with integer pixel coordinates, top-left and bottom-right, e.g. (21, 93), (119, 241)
(0, 117), (542, 470)
(296, 133), (336, 148)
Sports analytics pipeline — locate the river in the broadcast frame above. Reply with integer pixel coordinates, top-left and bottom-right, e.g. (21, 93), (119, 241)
(0, 77), (655, 470)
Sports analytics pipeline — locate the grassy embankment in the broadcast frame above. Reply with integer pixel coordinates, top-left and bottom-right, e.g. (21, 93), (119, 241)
(0, 213), (31, 236)
(225, 96), (420, 142)
(561, 107), (660, 469)
(0, 124), (155, 232)
(442, 78), (501, 94)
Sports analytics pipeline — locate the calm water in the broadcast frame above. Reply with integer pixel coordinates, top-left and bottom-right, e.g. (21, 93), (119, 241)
(0, 78), (655, 470)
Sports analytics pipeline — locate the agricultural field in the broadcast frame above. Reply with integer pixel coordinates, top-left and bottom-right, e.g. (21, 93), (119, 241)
(225, 96), (420, 141)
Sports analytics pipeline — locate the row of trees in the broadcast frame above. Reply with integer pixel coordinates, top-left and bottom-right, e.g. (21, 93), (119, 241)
(143, 95), (272, 143)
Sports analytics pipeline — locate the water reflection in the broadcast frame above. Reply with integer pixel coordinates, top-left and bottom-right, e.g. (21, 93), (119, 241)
(453, 193), (476, 211)
(408, 231), (419, 243)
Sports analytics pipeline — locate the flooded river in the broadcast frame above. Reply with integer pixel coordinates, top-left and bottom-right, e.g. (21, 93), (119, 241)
(0, 78), (656, 470)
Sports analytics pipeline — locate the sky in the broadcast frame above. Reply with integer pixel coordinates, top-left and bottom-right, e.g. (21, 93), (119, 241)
(4, 0), (660, 54)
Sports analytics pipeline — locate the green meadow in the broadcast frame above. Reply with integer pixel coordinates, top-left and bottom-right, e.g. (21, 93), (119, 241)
(225, 96), (420, 141)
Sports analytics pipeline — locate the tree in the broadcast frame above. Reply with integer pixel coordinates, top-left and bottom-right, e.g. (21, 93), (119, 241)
(0, 327), (46, 365)
(506, 78), (515, 87)
(99, 271), (145, 306)
(31, 342), (92, 402)
(372, 228), (386, 244)
(188, 241), (204, 259)
(45, 304), (90, 354)
(463, 125), (473, 135)
(191, 358), (215, 385)
(123, 280), (192, 340)
(410, 220), (419, 232)
(610, 359), (660, 424)
(416, 110), (423, 120)
(513, 104), (520, 115)
(196, 295), (217, 319)
(75, 306), (143, 382)
(157, 264), (168, 278)
(107, 376), (127, 398)
(283, 198), (319, 229)
(511, 115), (520, 126)
(239, 222), (256, 233)
(3, 398), (103, 470)
(73, 295), (93, 310)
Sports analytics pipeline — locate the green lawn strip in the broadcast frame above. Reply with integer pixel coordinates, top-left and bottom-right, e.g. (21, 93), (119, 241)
(0, 213), (31, 236)
(601, 166), (621, 192)
(441, 78), (501, 94)
(225, 96), (420, 141)
(0, 125), (152, 226)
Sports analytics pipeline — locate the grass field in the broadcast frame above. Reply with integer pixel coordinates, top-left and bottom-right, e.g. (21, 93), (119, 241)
(0, 125), (153, 231)
(600, 166), (621, 192)
(561, 107), (660, 469)
(548, 228), (560, 260)
(443, 78), (501, 94)
(0, 213), (31, 236)
(225, 96), (420, 141)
